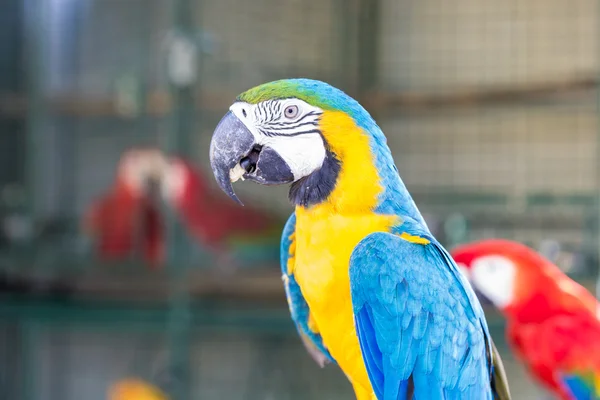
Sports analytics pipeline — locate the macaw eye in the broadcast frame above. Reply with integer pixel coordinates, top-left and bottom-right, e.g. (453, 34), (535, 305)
(284, 105), (299, 119)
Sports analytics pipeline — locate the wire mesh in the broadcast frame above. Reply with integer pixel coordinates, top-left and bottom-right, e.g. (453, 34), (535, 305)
(0, 0), (597, 399)
(376, 1), (600, 278)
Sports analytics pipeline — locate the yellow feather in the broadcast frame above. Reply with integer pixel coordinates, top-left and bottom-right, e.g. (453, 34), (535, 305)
(107, 379), (168, 400)
(292, 110), (398, 396)
(318, 110), (384, 213)
(399, 232), (430, 245)
(307, 312), (320, 334)
(286, 231), (296, 275)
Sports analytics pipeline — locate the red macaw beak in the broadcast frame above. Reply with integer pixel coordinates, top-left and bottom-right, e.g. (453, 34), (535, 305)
(118, 148), (171, 197)
(143, 175), (161, 201)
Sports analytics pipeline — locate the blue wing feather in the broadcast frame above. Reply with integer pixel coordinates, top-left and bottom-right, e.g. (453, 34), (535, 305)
(280, 213), (334, 366)
(349, 225), (494, 400)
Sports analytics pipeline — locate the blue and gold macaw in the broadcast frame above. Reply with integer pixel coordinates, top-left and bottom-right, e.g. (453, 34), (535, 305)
(209, 79), (511, 400)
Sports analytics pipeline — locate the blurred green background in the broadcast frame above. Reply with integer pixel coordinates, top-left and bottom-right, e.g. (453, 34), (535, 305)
(0, 0), (598, 399)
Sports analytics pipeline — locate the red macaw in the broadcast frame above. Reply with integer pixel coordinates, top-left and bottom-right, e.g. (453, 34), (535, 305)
(160, 157), (281, 256)
(452, 239), (600, 400)
(83, 148), (167, 268)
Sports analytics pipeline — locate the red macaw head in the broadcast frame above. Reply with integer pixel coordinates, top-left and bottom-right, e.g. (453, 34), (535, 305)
(115, 147), (170, 198)
(158, 156), (197, 208)
(451, 239), (529, 312)
(452, 239), (597, 320)
(84, 147), (171, 267)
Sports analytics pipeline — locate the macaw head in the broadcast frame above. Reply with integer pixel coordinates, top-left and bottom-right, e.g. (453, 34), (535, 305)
(451, 239), (594, 319)
(117, 148), (169, 198)
(451, 239), (524, 312)
(209, 79), (417, 217)
(84, 148), (168, 266)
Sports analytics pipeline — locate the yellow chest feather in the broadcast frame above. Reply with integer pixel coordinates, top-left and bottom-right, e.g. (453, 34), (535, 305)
(292, 207), (398, 391)
(286, 109), (400, 396)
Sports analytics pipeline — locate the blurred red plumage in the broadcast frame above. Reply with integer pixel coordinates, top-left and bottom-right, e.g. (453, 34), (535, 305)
(83, 149), (279, 269)
(452, 239), (600, 399)
(83, 148), (166, 268)
(160, 157), (279, 252)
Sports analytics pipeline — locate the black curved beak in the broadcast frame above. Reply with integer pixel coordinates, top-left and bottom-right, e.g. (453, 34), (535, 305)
(209, 111), (294, 205)
(144, 176), (161, 199)
(209, 111), (255, 205)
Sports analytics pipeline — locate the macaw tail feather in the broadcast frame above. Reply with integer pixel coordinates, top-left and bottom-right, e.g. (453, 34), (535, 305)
(490, 339), (512, 400)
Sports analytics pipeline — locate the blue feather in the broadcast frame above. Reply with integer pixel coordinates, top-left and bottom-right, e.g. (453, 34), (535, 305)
(349, 226), (494, 400)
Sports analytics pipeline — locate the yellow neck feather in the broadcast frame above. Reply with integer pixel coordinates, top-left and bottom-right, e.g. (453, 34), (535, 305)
(298, 110), (383, 216)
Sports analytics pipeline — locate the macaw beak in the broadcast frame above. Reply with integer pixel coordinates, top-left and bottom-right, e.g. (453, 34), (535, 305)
(209, 111), (294, 205)
(144, 175), (161, 199)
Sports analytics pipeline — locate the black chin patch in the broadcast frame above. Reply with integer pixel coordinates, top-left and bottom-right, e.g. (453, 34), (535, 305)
(289, 149), (341, 207)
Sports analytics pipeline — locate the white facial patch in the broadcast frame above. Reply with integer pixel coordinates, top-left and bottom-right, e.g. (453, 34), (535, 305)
(161, 159), (188, 201)
(120, 149), (168, 193)
(229, 99), (326, 181)
(470, 255), (516, 308)
(264, 133), (326, 179)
